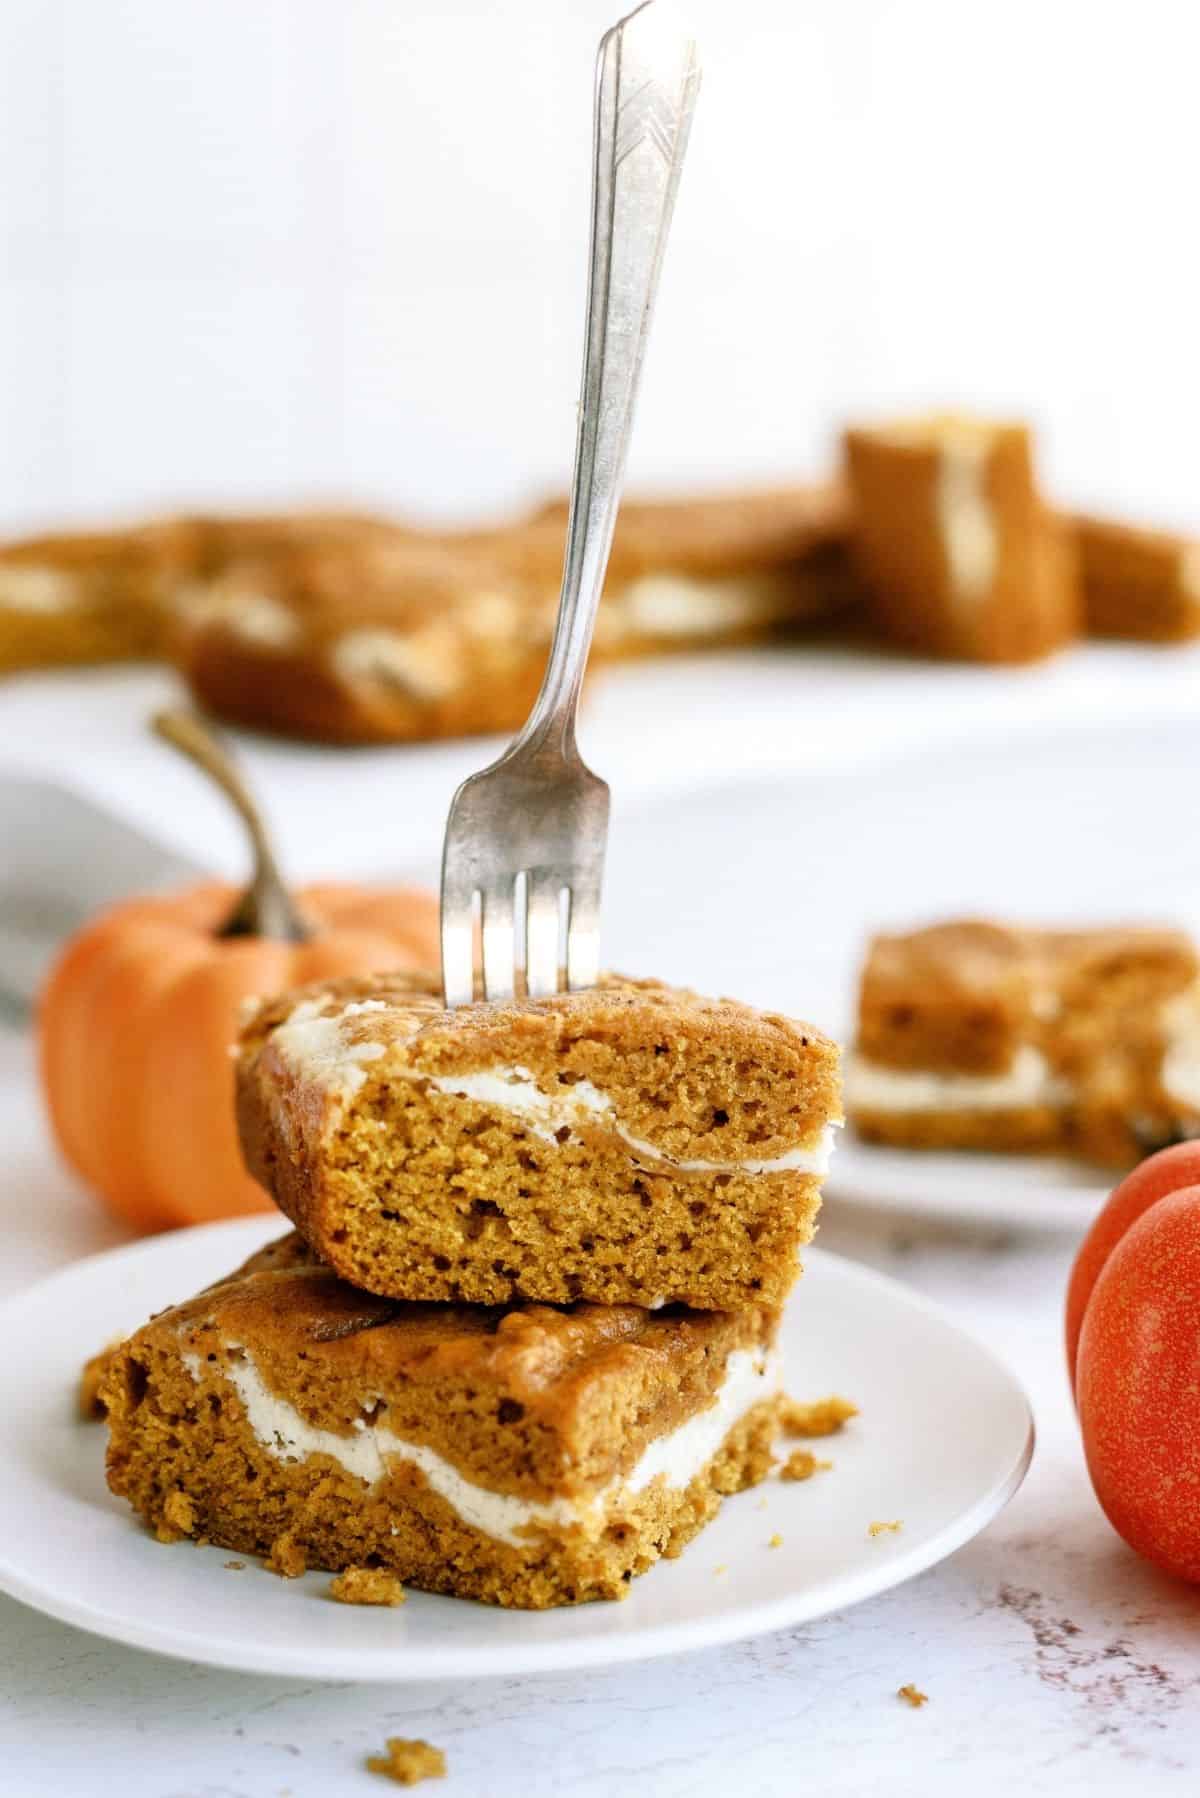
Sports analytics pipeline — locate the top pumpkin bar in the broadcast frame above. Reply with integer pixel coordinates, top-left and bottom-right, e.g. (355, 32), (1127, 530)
(237, 973), (841, 1311)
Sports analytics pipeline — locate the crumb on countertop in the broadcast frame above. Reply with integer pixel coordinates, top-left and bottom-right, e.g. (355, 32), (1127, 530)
(869, 1520), (903, 1539)
(266, 1532), (308, 1579)
(779, 1450), (833, 1483)
(154, 1489), (197, 1543)
(898, 1683), (929, 1708)
(366, 1737), (446, 1785)
(778, 1394), (859, 1438)
(329, 1567), (406, 1607)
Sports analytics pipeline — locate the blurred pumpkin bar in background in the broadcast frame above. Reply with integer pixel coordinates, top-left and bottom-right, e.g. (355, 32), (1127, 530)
(36, 712), (438, 1232)
(843, 414), (1080, 663)
(0, 509), (405, 677)
(845, 917), (1200, 1167)
(5, 450), (1200, 740)
(169, 533), (555, 745)
(1073, 513), (1200, 642)
(0, 524), (196, 673)
(485, 481), (859, 657)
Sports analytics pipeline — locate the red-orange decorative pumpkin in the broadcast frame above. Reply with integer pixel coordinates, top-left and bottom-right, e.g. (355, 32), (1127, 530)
(37, 713), (440, 1231)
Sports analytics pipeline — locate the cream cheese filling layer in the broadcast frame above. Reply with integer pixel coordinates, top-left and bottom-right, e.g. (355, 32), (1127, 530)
(847, 1044), (1071, 1114)
(0, 566), (81, 614)
(269, 997), (411, 1093)
(936, 433), (997, 601)
(423, 1065), (836, 1174)
(605, 571), (791, 643)
(331, 625), (466, 700)
(183, 1346), (779, 1547)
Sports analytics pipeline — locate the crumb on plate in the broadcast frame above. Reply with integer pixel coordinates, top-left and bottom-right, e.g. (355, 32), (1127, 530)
(778, 1394), (859, 1438)
(768, 1533), (784, 1548)
(154, 1489), (197, 1543)
(329, 1566), (406, 1607)
(224, 1560), (245, 1571)
(898, 1683), (929, 1708)
(266, 1532), (308, 1579)
(868, 1519), (903, 1539)
(779, 1449), (833, 1483)
(366, 1737), (446, 1785)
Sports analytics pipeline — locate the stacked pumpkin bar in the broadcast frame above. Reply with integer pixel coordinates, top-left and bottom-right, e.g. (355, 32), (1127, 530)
(102, 974), (842, 1607)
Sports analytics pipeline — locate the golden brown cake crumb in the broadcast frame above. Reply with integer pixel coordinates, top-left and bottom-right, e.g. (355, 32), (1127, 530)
(155, 1489), (197, 1543)
(366, 1738), (446, 1785)
(224, 1560), (245, 1571)
(768, 1532), (783, 1548)
(237, 970), (840, 1311)
(102, 1233), (782, 1610)
(266, 1532), (308, 1579)
(898, 1683), (929, 1708)
(778, 1394), (859, 1438)
(78, 1344), (119, 1420)
(329, 1567), (407, 1607)
(868, 1519), (903, 1538)
(779, 1450), (832, 1483)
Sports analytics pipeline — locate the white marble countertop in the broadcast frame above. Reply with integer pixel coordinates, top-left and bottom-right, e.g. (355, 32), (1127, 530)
(3, 645), (1200, 1794)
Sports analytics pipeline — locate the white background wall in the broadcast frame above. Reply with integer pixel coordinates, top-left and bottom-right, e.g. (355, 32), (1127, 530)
(2, 0), (1198, 535)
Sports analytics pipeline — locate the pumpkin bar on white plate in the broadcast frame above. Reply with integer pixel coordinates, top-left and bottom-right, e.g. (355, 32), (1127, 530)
(102, 1231), (782, 1609)
(237, 972), (841, 1310)
(846, 919), (1200, 1168)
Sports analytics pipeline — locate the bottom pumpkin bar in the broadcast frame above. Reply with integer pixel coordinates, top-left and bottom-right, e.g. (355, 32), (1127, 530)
(102, 1232), (782, 1609)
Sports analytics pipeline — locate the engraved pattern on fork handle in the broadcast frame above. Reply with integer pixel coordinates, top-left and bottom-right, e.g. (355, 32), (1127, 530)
(510, 2), (701, 765)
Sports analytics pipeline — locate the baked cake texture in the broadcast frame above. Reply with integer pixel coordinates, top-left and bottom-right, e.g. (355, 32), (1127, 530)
(1073, 514), (1200, 642)
(843, 416), (1079, 662)
(0, 526), (189, 673)
(170, 535), (553, 744)
(474, 483), (857, 657)
(0, 511), (403, 677)
(101, 1232), (782, 1609)
(236, 972), (841, 1310)
(847, 919), (1200, 1165)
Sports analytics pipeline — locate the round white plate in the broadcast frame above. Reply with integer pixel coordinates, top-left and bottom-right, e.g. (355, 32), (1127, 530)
(606, 714), (1200, 1230)
(0, 1216), (1032, 1682)
(828, 1131), (1112, 1230)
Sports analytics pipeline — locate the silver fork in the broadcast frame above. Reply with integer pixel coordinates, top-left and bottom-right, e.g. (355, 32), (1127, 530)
(440, 0), (700, 1007)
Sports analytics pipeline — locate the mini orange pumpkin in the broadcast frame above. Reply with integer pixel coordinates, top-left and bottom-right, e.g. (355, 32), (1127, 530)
(38, 710), (439, 1231)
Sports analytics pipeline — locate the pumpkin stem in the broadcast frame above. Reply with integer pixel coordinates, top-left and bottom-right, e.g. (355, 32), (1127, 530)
(151, 709), (313, 943)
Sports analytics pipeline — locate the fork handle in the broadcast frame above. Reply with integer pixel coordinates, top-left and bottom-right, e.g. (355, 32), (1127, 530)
(518, 1), (699, 758)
